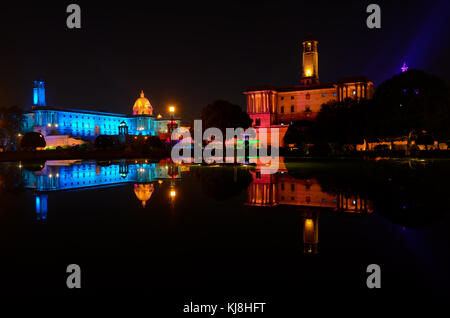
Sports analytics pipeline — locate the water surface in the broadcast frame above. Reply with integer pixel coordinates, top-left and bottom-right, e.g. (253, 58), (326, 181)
(0, 158), (449, 296)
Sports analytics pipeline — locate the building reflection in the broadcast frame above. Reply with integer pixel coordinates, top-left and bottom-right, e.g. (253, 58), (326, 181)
(22, 160), (181, 219)
(246, 169), (373, 254)
(35, 194), (48, 221)
(134, 183), (154, 208)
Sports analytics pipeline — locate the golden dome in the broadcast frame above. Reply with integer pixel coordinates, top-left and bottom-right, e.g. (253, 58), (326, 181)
(133, 90), (153, 115)
(134, 183), (154, 208)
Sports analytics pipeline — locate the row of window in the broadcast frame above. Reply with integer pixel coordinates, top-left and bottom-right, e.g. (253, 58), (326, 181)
(280, 106), (311, 114)
(61, 114), (124, 122)
(279, 92), (337, 101)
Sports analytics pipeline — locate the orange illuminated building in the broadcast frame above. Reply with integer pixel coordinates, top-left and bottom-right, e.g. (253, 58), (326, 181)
(244, 36), (375, 147)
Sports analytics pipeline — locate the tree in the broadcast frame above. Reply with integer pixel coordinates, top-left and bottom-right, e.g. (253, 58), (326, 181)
(201, 100), (252, 134)
(313, 98), (366, 151)
(0, 106), (24, 151)
(20, 132), (46, 150)
(370, 69), (450, 140)
(283, 120), (315, 153)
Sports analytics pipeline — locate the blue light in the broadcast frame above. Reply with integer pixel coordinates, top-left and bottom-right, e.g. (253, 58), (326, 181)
(33, 88), (39, 105)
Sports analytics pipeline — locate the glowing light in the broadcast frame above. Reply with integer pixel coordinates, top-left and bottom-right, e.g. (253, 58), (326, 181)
(157, 114), (162, 119)
(170, 190), (176, 198)
(47, 123), (51, 127)
(169, 106), (175, 113)
(33, 88), (38, 105)
(305, 69), (312, 76)
(401, 62), (408, 72)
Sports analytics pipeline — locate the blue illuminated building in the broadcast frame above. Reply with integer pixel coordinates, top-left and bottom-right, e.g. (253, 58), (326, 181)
(22, 81), (180, 145)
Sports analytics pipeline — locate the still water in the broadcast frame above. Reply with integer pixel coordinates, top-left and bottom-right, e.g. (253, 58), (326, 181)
(0, 158), (449, 295)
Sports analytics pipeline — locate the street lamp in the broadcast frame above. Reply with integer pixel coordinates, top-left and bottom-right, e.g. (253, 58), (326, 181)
(168, 105), (176, 143)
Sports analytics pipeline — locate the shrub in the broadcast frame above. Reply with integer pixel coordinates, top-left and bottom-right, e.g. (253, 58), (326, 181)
(95, 135), (115, 149)
(20, 132), (46, 150)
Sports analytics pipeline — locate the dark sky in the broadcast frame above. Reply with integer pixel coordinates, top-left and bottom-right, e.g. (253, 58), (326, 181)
(1, 0), (449, 122)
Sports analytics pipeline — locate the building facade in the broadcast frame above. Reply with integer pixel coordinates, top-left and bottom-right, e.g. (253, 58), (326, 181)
(22, 81), (180, 146)
(244, 37), (375, 146)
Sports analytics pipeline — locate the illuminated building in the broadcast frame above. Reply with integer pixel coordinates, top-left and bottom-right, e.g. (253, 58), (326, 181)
(244, 36), (375, 146)
(21, 82), (181, 147)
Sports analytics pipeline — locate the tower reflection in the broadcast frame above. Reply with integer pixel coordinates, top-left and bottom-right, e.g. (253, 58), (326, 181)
(246, 168), (373, 254)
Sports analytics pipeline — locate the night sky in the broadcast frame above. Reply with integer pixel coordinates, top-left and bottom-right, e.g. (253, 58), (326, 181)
(1, 0), (449, 122)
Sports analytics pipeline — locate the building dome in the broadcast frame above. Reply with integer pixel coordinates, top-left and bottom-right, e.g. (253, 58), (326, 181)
(133, 90), (153, 115)
(134, 183), (154, 208)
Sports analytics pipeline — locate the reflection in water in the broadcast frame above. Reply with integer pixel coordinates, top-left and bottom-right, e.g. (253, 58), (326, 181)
(10, 159), (446, 255)
(134, 184), (154, 207)
(35, 194), (48, 221)
(21, 160), (181, 217)
(302, 212), (319, 254)
(1, 158), (448, 291)
(246, 168), (373, 254)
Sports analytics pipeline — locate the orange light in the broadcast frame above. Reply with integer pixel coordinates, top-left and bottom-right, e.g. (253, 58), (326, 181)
(170, 190), (176, 198)
(306, 69), (312, 76)
(169, 106), (175, 113)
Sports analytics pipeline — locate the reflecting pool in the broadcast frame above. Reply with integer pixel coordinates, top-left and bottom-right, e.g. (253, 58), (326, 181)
(0, 158), (449, 295)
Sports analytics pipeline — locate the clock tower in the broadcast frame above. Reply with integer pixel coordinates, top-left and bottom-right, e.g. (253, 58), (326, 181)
(300, 38), (319, 86)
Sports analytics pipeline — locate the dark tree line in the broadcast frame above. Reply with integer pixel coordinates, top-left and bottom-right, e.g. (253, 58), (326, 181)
(0, 106), (24, 151)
